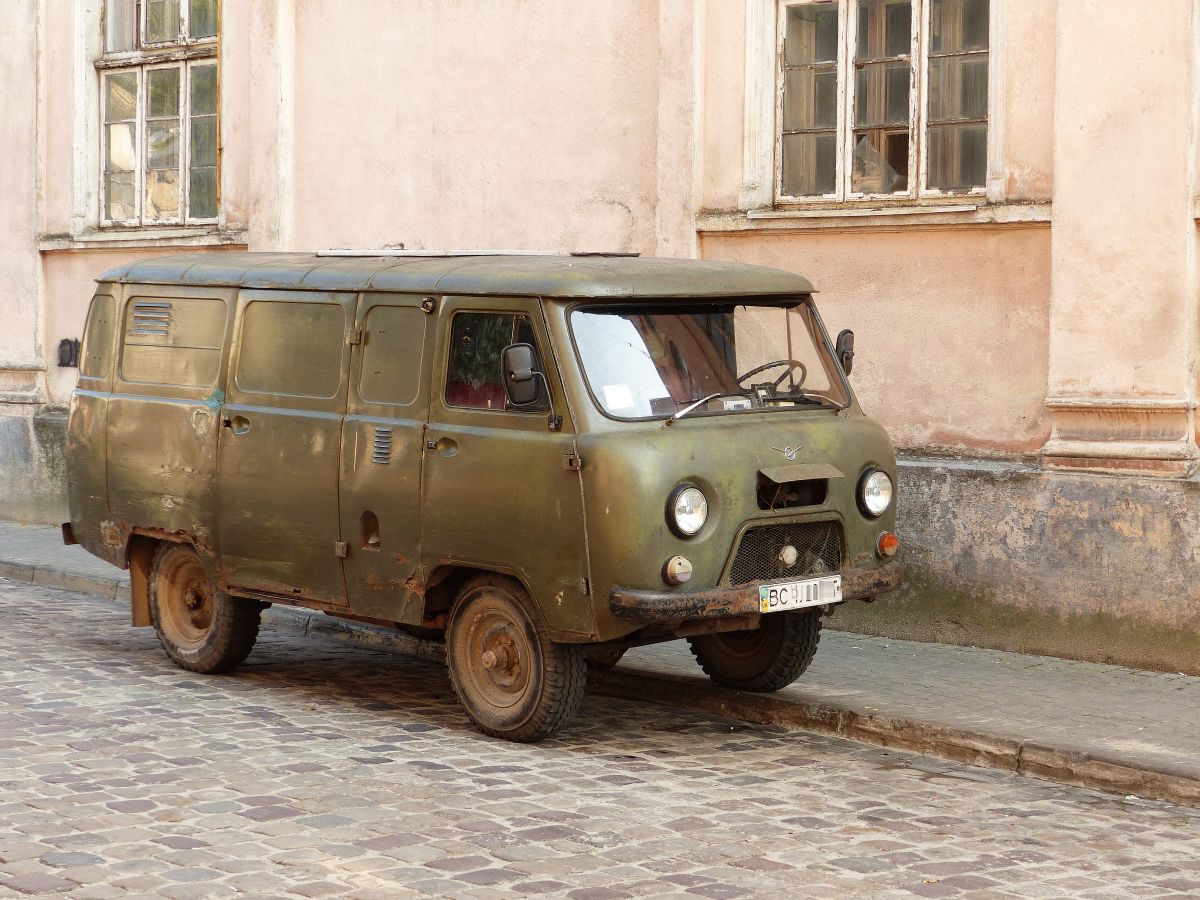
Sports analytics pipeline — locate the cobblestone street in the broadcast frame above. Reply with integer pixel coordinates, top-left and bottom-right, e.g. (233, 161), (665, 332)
(2, 581), (1199, 899)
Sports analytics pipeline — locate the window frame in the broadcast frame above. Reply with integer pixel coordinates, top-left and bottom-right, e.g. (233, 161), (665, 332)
(96, 0), (220, 229)
(773, 0), (990, 206)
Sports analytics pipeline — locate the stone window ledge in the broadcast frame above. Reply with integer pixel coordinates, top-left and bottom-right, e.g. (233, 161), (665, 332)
(697, 201), (1052, 234)
(38, 227), (248, 252)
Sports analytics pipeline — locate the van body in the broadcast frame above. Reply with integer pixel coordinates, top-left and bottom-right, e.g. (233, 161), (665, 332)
(65, 251), (901, 740)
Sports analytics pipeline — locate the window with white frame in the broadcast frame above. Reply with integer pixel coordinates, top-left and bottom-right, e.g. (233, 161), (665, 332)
(99, 0), (220, 226)
(778, 0), (988, 201)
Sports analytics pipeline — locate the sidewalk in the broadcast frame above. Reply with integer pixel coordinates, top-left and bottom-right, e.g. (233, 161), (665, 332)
(2, 521), (1197, 808)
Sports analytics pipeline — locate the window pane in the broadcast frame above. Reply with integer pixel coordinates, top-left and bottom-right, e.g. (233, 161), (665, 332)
(145, 168), (181, 219)
(147, 121), (180, 168)
(852, 130), (908, 193)
(145, 0), (181, 42)
(104, 0), (136, 52)
(237, 302), (346, 399)
(189, 0), (218, 39)
(783, 68), (837, 131)
(856, 0), (911, 59)
(931, 0), (989, 53)
(928, 55), (988, 122)
(190, 116), (216, 166)
(445, 313), (545, 410)
(854, 61), (909, 127)
(105, 172), (136, 221)
(190, 64), (217, 116)
(105, 124), (136, 171)
(147, 67), (180, 118)
(784, 4), (838, 66)
(104, 72), (137, 123)
(189, 167), (218, 218)
(781, 132), (836, 196)
(926, 122), (986, 190)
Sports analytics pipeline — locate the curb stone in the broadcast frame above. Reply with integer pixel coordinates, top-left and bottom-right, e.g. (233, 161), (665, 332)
(3, 557), (1198, 809)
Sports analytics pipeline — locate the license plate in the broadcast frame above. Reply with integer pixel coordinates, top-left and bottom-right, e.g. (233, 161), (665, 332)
(759, 575), (842, 614)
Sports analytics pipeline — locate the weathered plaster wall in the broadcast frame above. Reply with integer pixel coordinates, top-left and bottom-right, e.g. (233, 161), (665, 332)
(0, 1), (42, 375)
(1048, 0), (1195, 403)
(836, 457), (1200, 675)
(700, 227), (1052, 453)
(277, 0), (677, 255)
(992, 0), (1055, 201)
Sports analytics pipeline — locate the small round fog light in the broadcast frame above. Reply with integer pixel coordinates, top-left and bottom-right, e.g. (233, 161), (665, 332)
(663, 555), (693, 586)
(778, 544), (799, 568)
(876, 532), (899, 559)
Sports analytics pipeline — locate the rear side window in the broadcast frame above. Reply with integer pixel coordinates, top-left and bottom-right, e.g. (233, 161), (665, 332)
(120, 296), (226, 386)
(79, 295), (116, 379)
(236, 301), (345, 399)
(445, 312), (547, 411)
(358, 305), (425, 406)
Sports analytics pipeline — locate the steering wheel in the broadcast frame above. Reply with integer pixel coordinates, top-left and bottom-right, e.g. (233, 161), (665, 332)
(736, 359), (807, 391)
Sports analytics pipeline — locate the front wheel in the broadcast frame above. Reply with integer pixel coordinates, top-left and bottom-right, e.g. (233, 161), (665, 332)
(149, 542), (263, 674)
(446, 574), (585, 742)
(687, 609), (821, 692)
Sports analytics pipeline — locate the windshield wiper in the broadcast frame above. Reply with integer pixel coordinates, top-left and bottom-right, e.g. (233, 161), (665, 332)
(664, 394), (719, 426)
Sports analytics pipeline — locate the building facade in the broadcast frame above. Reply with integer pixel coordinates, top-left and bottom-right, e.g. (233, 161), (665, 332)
(3, 0), (1198, 671)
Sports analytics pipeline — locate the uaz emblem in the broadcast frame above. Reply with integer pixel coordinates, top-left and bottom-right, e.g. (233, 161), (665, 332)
(772, 445), (804, 461)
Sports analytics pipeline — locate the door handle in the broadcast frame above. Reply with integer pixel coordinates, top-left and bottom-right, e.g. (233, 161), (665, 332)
(223, 415), (252, 434)
(427, 436), (458, 457)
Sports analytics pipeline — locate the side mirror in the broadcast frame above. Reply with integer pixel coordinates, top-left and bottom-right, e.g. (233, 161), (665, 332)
(835, 329), (855, 376)
(502, 343), (542, 407)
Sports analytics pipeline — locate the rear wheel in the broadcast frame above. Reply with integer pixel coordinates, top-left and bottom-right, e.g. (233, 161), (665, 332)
(687, 609), (821, 691)
(149, 543), (263, 674)
(446, 574), (585, 742)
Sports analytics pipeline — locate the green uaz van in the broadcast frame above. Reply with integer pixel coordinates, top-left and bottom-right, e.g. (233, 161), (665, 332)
(65, 251), (901, 741)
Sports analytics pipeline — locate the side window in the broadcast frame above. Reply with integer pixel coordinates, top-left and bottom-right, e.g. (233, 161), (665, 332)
(79, 295), (116, 379)
(358, 305), (426, 406)
(236, 301), (345, 399)
(120, 295), (226, 386)
(445, 313), (547, 412)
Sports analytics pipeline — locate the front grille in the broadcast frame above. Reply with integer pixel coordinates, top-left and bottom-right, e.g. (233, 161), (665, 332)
(727, 521), (843, 586)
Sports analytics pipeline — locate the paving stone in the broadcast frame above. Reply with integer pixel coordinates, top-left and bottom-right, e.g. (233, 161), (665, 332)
(0, 874), (75, 895)
(1, 579), (1199, 898)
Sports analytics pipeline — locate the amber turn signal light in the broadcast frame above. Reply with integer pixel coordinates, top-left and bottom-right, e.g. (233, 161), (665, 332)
(876, 532), (899, 559)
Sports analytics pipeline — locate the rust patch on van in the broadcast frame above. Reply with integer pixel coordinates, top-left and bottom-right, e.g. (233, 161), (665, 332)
(99, 520), (124, 549)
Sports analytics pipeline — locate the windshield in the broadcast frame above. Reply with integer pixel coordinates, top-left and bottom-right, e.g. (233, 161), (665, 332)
(570, 299), (851, 420)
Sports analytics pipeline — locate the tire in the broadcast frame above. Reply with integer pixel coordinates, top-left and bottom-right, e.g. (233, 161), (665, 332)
(148, 542), (263, 674)
(446, 574), (585, 742)
(687, 609), (821, 692)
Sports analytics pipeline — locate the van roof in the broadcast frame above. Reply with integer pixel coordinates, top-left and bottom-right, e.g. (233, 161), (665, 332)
(96, 252), (814, 299)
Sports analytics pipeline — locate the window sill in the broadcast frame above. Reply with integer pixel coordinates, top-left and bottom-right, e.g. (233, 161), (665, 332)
(38, 227), (248, 252)
(697, 201), (1052, 234)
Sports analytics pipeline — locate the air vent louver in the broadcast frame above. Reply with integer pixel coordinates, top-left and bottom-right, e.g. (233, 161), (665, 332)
(372, 427), (393, 464)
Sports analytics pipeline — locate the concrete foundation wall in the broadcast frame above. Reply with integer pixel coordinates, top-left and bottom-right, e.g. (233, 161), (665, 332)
(836, 455), (1200, 675)
(0, 409), (67, 526)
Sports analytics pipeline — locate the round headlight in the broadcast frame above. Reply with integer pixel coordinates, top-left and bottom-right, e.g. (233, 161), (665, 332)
(859, 470), (893, 518)
(668, 485), (708, 537)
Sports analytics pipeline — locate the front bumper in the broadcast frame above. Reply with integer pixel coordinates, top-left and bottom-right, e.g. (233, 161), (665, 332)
(609, 558), (902, 623)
